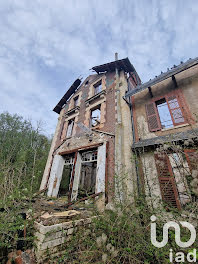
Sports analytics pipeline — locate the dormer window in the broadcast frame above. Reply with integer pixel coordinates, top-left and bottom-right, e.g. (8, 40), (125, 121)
(73, 96), (79, 107)
(94, 81), (102, 95)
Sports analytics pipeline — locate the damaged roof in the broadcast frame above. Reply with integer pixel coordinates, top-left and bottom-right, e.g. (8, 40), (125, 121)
(53, 78), (81, 114)
(125, 56), (198, 98)
(53, 57), (137, 114)
(92, 57), (135, 74)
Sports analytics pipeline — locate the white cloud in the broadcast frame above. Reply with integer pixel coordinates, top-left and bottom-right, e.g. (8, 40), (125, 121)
(0, 0), (198, 135)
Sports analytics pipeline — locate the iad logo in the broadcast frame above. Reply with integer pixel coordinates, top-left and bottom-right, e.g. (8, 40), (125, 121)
(150, 215), (196, 248)
(150, 215), (197, 263)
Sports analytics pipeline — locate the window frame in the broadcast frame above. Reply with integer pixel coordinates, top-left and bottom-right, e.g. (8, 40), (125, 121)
(93, 80), (102, 96)
(66, 119), (74, 138)
(90, 105), (101, 128)
(146, 89), (188, 132)
(73, 95), (79, 108)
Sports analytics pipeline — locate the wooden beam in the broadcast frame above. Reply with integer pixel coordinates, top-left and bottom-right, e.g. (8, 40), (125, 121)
(66, 192), (103, 208)
(68, 152), (78, 203)
(132, 128), (198, 149)
(105, 141), (109, 204)
(172, 75), (178, 88)
(148, 86), (153, 97)
(58, 142), (103, 155)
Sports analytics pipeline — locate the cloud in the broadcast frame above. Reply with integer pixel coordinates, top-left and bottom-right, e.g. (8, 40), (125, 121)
(0, 0), (198, 135)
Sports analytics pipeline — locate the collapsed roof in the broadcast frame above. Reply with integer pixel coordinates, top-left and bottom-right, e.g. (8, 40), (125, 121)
(53, 57), (139, 114)
(53, 78), (81, 114)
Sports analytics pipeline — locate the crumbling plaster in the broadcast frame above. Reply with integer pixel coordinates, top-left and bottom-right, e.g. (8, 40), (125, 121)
(140, 152), (162, 208)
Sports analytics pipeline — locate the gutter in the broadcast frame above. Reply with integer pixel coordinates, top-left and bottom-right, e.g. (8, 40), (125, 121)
(125, 57), (198, 98)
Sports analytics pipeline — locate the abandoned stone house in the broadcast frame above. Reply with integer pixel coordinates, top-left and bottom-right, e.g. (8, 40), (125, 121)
(40, 55), (141, 210)
(125, 57), (198, 210)
(40, 55), (198, 211)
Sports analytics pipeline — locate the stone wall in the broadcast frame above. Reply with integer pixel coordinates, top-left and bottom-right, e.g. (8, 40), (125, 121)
(34, 216), (97, 263)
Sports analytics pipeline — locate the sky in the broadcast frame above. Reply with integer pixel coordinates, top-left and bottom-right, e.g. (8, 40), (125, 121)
(1, 0), (198, 136)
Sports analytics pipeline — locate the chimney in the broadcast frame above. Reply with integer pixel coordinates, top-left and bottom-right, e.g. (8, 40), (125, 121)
(115, 52), (118, 61)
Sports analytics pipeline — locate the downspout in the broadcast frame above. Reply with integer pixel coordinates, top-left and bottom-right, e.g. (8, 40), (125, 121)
(123, 83), (140, 196)
(114, 53), (124, 202)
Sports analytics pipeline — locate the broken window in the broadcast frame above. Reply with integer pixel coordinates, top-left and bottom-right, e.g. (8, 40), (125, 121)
(66, 119), (74, 138)
(58, 165), (72, 197)
(82, 150), (97, 162)
(94, 81), (102, 95)
(79, 150), (98, 198)
(90, 106), (101, 127)
(58, 154), (75, 197)
(169, 152), (182, 168)
(73, 96), (79, 107)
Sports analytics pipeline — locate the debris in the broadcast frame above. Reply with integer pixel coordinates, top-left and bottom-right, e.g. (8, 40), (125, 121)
(32, 187), (47, 198)
(65, 192), (102, 209)
(40, 212), (52, 220)
(53, 210), (80, 219)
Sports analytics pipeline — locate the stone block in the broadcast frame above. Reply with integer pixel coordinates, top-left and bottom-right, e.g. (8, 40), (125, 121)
(67, 228), (74, 235)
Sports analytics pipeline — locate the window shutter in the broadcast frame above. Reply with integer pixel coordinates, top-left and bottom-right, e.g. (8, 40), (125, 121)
(177, 91), (195, 124)
(145, 102), (161, 132)
(184, 149), (198, 172)
(166, 92), (185, 125)
(154, 153), (181, 209)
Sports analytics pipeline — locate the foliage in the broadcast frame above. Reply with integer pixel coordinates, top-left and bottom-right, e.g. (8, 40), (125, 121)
(0, 112), (50, 252)
(54, 201), (198, 264)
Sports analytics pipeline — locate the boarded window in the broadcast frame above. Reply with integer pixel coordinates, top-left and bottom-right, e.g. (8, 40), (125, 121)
(94, 81), (102, 95)
(66, 119), (74, 138)
(154, 153), (181, 209)
(145, 102), (161, 132)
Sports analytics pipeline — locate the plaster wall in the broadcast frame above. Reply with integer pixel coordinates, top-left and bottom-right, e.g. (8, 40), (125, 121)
(140, 152), (162, 208)
(132, 65), (198, 142)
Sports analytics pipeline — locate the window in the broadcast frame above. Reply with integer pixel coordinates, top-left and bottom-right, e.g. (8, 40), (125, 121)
(170, 153), (182, 168)
(66, 119), (74, 138)
(90, 106), (101, 127)
(82, 150), (97, 162)
(156, 98), (173, 129)
(73, 96), (79, 107)
(145, 92), (186, 132)
(94, 81), (102, 95)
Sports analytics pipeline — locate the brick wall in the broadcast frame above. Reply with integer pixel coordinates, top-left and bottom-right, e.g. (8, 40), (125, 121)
(53, 72), (117, 202)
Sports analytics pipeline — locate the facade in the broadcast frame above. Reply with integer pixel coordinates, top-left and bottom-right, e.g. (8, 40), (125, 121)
(40, 55), (198, 211)
(40, 56), (141, 210)
(125, 57), (198, 210)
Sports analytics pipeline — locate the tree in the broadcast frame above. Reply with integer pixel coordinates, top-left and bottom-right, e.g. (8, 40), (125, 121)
(0, 112), (51, 201)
